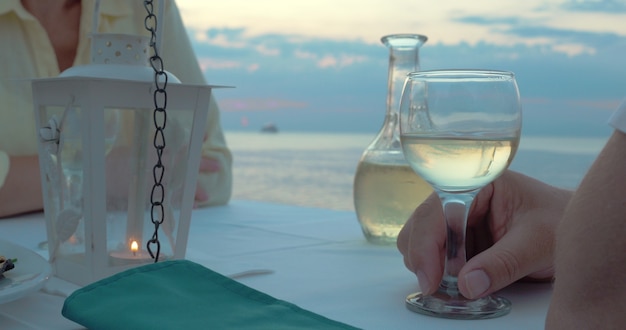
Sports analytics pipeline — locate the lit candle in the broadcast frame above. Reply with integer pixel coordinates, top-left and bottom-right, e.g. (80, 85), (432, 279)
(130, 240), (139, 256)
(110, 240), (152, 265)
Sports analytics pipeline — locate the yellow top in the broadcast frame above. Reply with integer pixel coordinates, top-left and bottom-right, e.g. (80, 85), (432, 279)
(0, 0), (232, 206)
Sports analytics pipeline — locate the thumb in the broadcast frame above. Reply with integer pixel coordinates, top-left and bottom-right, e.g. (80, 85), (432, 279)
(457, 223), (554, 299)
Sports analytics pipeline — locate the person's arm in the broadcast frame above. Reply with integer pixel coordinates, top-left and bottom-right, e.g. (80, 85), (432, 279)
(161, 1), (233, 206)
(0, 154), (43, 218)
(196, 96), (233, 206)
(546, 129), (626, 328)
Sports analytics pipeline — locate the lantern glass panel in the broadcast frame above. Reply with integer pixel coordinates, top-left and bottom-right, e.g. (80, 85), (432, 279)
(36, 105), (88, 263)
(103, 106), (195, 265)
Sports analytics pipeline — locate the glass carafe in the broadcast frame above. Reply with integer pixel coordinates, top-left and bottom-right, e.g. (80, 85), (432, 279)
(353, 34), (431, 245)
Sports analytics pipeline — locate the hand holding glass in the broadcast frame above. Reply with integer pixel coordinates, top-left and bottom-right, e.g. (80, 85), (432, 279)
(398, 70), (522, 319)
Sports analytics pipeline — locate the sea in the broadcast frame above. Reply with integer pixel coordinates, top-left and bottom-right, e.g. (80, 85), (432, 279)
(224, 131), (611, 211)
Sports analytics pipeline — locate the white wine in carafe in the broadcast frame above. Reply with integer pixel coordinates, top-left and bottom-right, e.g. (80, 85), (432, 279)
(353, 159), (432, 244)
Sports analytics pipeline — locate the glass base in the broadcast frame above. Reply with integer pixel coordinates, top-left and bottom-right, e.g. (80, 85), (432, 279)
(405, 291), (511, 320)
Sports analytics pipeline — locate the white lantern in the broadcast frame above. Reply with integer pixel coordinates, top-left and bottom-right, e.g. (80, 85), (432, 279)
(32, 20), (219, 285)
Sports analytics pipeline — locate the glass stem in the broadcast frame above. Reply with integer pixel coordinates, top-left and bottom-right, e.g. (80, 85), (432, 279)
(436, 191), (478, 298)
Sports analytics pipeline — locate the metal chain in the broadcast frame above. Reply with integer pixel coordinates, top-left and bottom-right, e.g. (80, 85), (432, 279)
(144, 0), (168, 262)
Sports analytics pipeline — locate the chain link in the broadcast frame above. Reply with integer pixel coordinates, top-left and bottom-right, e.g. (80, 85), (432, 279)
(144, 0), (168, 262)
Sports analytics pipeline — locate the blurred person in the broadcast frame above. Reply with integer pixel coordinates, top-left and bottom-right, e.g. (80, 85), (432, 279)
(398, 100), (626, 328)
(0, 0), (232, 218)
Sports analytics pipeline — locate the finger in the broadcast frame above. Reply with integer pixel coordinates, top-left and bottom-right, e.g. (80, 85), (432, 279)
(198, 157), (220, 173)
(458, 218), (555, 299)
(465, 210), (494, 259)
(466, 182), (495, 227)
(465, 183), (497, 258)
(397, 193), (446, 295)
(195, 184), (209, 205)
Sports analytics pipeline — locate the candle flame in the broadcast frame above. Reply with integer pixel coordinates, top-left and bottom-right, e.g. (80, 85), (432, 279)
(131, 240), (139, 253)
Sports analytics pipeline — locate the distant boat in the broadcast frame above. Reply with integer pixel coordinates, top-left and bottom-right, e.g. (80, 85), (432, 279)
(260, 122), (278, 133)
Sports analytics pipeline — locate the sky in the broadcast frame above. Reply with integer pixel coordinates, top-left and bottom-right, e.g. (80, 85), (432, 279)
(175, 0), (626, 137)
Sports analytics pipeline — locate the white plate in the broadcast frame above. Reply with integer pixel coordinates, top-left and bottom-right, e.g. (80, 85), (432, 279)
(0, 239), (52, 304)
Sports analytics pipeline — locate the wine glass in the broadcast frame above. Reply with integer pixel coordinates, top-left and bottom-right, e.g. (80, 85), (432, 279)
(398, 69), (522, 319)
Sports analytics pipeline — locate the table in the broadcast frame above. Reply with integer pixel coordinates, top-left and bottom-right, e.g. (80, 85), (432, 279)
(0, 200), (553, 329)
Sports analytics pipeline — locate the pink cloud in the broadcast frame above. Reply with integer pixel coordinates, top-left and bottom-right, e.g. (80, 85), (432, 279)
(294, 50), (317, 60)
(198, 58), (241, 71)
(565, 99), (622, 110)
(203, 34), (247, 48)
(521, 97), (554, 105)
(523, 97), (622, 111)
(294, 50), (369, 69)
(255, 44), (281, 56)
(219, 98), (308, 111)
(247, 63), (260, 72)
(317, 55), (337, 68)
(316, 54), (367, 69)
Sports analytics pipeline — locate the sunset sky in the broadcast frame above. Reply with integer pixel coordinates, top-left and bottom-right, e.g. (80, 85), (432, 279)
(174, 0), (626, 136)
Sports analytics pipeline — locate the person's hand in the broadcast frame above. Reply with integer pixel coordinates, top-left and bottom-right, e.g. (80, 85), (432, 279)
(397, 170), (572, 299)
(193, 131), (222, 207)
(194, 156), (221, 206)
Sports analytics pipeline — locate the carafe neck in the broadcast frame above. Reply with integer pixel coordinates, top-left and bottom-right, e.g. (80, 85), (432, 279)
(381, 34), (427, 141)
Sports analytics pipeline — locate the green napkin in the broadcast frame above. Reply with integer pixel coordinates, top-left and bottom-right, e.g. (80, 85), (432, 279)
(62, 260), (359, 330)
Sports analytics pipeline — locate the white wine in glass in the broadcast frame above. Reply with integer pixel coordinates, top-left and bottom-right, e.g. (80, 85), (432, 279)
(401, 135), (517, 192)
(399, 69), (522, 319)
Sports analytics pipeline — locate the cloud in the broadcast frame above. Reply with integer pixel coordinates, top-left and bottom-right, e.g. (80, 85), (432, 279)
(198, 58), (242, 71)
(198, 27), (248, 48)
(455, 16), (523, 26)
(204, 34), (247, 48)
(561, 0), (626, 13)
(255, 44), (280, 56)
(521, 97), (620, 111)
(178, 0), (626, 52)
(565, 99), (622, 110)
(551, 43), (596, 56)
(453, 14), (624, 56)
(316, 54), (368, 69)
(422, 39), (626, 99)
(219, 98), (309, 111)
(190, 27), (381, 72)
(294, 50), (317, 60)
(507, 25), (623, 51)
(247, 63), (260, 72)
(204, 27), (247, 40)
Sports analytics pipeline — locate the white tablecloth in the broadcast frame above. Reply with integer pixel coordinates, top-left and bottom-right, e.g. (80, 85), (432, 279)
(0, 200), (552, 329)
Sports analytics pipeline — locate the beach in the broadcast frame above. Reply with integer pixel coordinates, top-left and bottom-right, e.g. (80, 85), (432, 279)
(225, 131), (608, 211)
